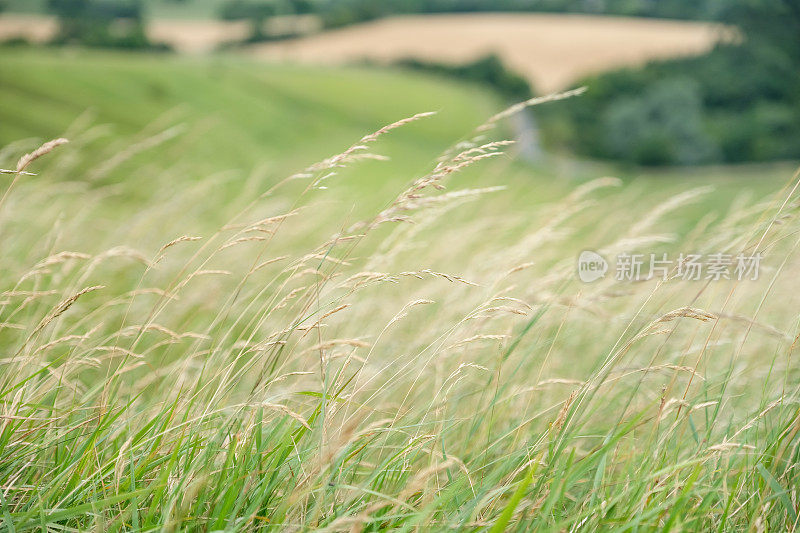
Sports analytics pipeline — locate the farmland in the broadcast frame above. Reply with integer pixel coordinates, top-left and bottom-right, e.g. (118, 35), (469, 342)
(250, 13), (724, 92)
(1, 13), (723, 90)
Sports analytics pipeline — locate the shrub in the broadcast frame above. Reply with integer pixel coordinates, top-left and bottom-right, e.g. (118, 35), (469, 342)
(396, 54), (533, 102)
(46, 0), (170, 50)
(602, 78), (719, 165)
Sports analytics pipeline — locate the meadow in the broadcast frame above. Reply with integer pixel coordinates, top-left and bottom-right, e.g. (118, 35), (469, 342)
(1, 47), (799, 531)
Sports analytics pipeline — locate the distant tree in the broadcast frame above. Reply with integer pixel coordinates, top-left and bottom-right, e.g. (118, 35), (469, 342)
(602, 78), (718, 165)
(220, 0), (276, 20)
(396, 54), (532, 101)
(537, 0), (800, 165)
(455, 54), (532, 100)
(219, 0), (277, 40)
(212, 0), (731, 34)
(319, 0), (388, 28)
(315, 0), (726, 19)
(288, 0), (315, 14)
(725, 0), (800, 59)
(46, 0), (156, 49)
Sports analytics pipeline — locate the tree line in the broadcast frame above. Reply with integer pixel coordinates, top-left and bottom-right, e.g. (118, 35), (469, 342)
(218, 0), (727, 36)
(539, 0), (800, 165)
(41, 0), (168, 49)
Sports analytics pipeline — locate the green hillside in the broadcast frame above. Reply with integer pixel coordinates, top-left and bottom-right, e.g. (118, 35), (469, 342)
(1, 47), (794, 244)
(0, 48), (500, 185)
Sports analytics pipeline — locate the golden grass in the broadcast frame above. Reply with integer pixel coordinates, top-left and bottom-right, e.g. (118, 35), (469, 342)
(1, 96), (799, 530)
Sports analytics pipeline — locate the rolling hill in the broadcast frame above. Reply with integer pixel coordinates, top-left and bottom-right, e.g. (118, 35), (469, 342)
(0, 48), (503, 199)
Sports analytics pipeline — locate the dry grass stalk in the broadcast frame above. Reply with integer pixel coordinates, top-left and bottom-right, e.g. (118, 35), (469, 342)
(156, 235), (203, 260)
(258, 402), (311, 429)
(299, 112), (436, 176)
(15, 138), (69, 173)
(28, 285), (104, 341)
(655, 307), (718, 324)
(477, 86), (587, 131)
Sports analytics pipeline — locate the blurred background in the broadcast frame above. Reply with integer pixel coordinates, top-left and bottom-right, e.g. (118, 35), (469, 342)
(2, 6), (800, 529)
(0, 0), (797, 171)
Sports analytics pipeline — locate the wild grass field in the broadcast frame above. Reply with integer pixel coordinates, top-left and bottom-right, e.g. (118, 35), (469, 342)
(1, 48), (799, 531)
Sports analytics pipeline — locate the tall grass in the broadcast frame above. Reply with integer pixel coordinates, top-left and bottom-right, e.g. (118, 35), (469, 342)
(1, 96), (799, 532)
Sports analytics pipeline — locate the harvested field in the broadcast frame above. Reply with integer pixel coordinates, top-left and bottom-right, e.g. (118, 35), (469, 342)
(251, 13), (725, 91)
(0, 14), (56, 44)
(148, 19), (249, 53)
(0, 14), (317, 54)
(0, 13), (723, 87)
